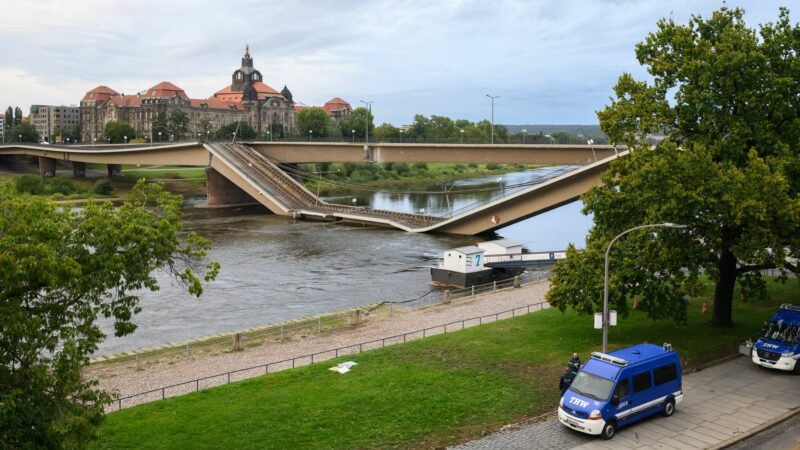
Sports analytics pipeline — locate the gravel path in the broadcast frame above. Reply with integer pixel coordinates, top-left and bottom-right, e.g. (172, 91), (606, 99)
(89, 281), (551, 408)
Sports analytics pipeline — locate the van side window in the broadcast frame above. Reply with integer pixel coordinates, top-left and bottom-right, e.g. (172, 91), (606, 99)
(632, 371), (652, 393)
(614, 378), (630, 400)
(653, 363), (678, 385)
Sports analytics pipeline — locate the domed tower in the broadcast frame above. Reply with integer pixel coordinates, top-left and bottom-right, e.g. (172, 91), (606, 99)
(231, 44), (263, 93)
(280, 85), (294, 104)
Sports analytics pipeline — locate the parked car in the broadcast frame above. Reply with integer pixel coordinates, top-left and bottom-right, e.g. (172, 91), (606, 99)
(558, 343), (683, 440)
(752, 304), (800, 373)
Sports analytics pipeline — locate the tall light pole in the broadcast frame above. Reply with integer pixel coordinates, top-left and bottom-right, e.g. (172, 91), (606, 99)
(351, 129), (355, 142)
(486, 94), (499, 144)
(360, 100), (373, 146)
(522, 128), (527, 144)
(602, 223), (687, 352)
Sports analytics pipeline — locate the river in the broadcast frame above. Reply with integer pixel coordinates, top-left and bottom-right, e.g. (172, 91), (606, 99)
(97, 167), (593, 354)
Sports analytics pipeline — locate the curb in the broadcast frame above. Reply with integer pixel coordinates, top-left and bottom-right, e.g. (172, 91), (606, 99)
(707, 405), (800, 450)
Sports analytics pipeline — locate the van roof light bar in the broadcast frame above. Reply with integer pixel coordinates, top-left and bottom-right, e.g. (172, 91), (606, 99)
(780, 304), (800, 312)
(591, 351), (628, 366)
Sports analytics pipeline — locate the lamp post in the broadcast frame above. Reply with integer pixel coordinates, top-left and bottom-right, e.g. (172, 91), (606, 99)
(124, 135), (127, 144)
(359, 100), (373, 146)
(522, 128), (527, 144)
(601, 223), (687, 352)
(399, 129), (404, 143)
(460, 128), (464, 143)
(206, 130), (210, 142)
(351, 129), (355, 143)
(309, 130), (313, 141)
(486, 94), (499, 144)
(19, 134), (22, 143)
(158, 131), (162, 143)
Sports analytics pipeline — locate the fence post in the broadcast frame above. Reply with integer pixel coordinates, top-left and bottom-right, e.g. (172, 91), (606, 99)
(136, 352), (140, 371)
(318, 317), (322, 333)
(493, 280), (497, 291)
(233, 333), (242, 351)
(514, 275), (520, 288)
(471, 285), (475, 296)
(354, 309), (362, 325)
(443, 290), (451, 305)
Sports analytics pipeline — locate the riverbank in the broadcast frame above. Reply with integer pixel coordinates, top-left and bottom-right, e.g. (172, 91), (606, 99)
(86, 280), (551, 403)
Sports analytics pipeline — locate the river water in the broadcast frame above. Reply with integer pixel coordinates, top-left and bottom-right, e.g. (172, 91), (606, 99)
(97, 167), (593, 354)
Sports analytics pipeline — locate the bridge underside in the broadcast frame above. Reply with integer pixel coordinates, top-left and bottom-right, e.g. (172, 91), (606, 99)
(0, 142), (623, 235)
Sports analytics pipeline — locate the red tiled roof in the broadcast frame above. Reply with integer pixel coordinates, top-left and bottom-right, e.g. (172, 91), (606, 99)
(145, 81), (188, 99)
(190, 98), (243, 110)
(110, 95), (142, 107)
(213, 81), (284, 101)
(82, 85), (119, 101)
(323, 97), (351, 113)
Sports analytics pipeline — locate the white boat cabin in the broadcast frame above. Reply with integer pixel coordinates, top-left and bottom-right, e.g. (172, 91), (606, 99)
(441, 246), (486, 273)
(477, 239), (523, 257)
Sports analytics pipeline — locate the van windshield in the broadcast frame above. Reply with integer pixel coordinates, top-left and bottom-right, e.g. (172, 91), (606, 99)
(569, 371), (614, 401)
(763, 321), (800, 344)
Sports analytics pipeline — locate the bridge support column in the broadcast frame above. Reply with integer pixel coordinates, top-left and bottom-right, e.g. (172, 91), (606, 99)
(107, 164), (122, 177)
(38, 157), (56, 177)
(205, 167), (256, 206)
(72, 161), (87, 178)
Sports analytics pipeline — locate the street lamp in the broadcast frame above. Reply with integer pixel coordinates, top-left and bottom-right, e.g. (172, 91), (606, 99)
(460, 128), (464, 143)
(600, 223), (687, 352)
(158, 131), (162, 143)
(309, 130), (313, 141)
(359, 100), (373, 146)
(486, 94), (499, 144)
(206, 130), (210, 142)
(351, 129), (355, 142)
(522, 128), (527, 144)
(399, 129), (404, 143)
(267, 130), (271, 142)
(19, 134), (22, 143)
(124, 135), (127, 144)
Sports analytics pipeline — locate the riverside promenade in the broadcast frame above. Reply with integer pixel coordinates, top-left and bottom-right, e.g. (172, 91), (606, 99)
(452, 356), (800, 450)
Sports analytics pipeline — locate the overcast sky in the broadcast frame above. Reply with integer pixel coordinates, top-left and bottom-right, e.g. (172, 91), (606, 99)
(0, 0), (788, 125)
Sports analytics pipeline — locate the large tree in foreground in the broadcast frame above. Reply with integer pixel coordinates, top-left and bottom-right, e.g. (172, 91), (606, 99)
(547, 7), (800, 327)
(0, 180), (219, 448)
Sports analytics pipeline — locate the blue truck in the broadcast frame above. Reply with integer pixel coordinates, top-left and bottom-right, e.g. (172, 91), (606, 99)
(751, 304), (800, 373)
(558, 343), (683, 440)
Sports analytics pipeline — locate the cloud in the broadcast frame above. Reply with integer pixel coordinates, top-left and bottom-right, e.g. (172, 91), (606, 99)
(0, 0), (791, 124)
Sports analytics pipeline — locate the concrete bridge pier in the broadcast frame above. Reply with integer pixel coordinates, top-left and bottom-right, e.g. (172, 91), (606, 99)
(205, 167), (256, 206)
(38, 156), (56, 177)
(72, 161), (87, 178)
(107, 164), (122, 177)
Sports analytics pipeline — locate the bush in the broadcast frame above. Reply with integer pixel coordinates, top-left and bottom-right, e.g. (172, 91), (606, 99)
(454, 164), (466, 172)
(46, 178), (78, 195)
(393, 163), (411, 175)
(413, 162), (428, 170)
(92, 178), (113, 196)
(15, 175), (44, 195)
(468, 163), (478, 168)
(486, 163), (501, 170)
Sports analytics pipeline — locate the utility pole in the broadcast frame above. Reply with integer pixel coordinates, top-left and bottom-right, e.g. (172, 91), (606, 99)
(486, 94), (499, 144)
(360, 100), (373, 147)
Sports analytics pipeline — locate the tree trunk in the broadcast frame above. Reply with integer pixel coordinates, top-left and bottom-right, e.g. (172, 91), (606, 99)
(712, 243), (737, 327)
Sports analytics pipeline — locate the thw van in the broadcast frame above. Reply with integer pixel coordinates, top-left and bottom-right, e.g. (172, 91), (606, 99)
(751, 304), (800, 373)
(558, 343), (683, 440)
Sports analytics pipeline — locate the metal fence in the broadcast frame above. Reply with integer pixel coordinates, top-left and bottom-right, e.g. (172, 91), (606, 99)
(111, 298), (551, 411)
(89, 272), (552, 373)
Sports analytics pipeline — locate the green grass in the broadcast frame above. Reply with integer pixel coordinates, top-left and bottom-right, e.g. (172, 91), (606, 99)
(94, 280), (799, 449)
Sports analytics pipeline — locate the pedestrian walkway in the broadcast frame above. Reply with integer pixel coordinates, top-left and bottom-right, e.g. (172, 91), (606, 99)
(451, 356), (800, 450)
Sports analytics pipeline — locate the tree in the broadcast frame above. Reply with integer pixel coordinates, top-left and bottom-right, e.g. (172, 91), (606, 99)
(215, 121), (256, 140)
(4, 107), (12, 132)
(167, 110), (190, 140)
(104, 120), (136, 143)
(296, 108), (330, 139)
(8, 121), (39, 143)
(373, 123), (399, 142)
(198, 117), (214, 140)
(0, 180), (219, 448)
(13, 107), (22, 126)
(151, 111), (168, 142)
(346, 107), (374, 139)
(547, 7), (800, 328)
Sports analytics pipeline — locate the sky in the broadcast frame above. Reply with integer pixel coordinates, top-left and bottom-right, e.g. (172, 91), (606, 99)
(0, 0), (789, 125)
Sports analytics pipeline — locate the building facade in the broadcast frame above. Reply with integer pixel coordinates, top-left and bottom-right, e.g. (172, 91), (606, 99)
(30, 105), (80, 143)
(80, 46), (352, 142)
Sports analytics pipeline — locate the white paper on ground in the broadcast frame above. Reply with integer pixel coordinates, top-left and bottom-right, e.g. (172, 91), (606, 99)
(329, 361), (358, 374)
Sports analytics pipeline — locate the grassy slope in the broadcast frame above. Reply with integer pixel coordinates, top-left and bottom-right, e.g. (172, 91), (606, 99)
(94, 281), (798, 449)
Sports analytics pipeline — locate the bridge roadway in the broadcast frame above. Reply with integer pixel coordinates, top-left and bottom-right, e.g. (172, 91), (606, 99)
(0, 141), (626, 235)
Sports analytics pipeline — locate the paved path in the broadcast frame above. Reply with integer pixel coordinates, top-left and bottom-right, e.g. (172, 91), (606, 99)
(727, 413), (800, 450)
(452, 356), (800, 450)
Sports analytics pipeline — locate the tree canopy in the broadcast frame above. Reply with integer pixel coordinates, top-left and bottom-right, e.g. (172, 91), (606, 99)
(216, 121), (257, 140)
(0, 180), (219, 447)
(7, 121), (40, 143)
(296, 107), (330, 138)
(546, 7), (800, 328)
(104, 120), (136, 143)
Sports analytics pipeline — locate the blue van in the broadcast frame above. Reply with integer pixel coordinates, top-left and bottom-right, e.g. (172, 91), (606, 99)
(558, 343), (683, 440)
(751, 304), (800, 373)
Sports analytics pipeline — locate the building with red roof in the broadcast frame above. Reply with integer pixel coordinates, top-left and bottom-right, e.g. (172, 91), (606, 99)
(79, 46), (350, 142)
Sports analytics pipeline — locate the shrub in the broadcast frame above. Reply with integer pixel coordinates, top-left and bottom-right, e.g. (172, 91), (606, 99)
(92, 178), (114, 196)
(413, 162), (428, 170)
(454, 164), (466, 172)
(486, 163), (501, 170)
(393, 163), (411, 175)
(15, 175), (44, 195)
(468, 163), (478, 168)
(46, 177), (78, 195)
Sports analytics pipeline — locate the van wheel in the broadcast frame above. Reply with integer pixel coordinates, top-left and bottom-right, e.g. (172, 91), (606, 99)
(601, 421), (616, 440)
(663, 398), (676, 417)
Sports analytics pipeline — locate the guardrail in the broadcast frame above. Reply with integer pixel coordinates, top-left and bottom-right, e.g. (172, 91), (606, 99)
(111, 298), (551, 411)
